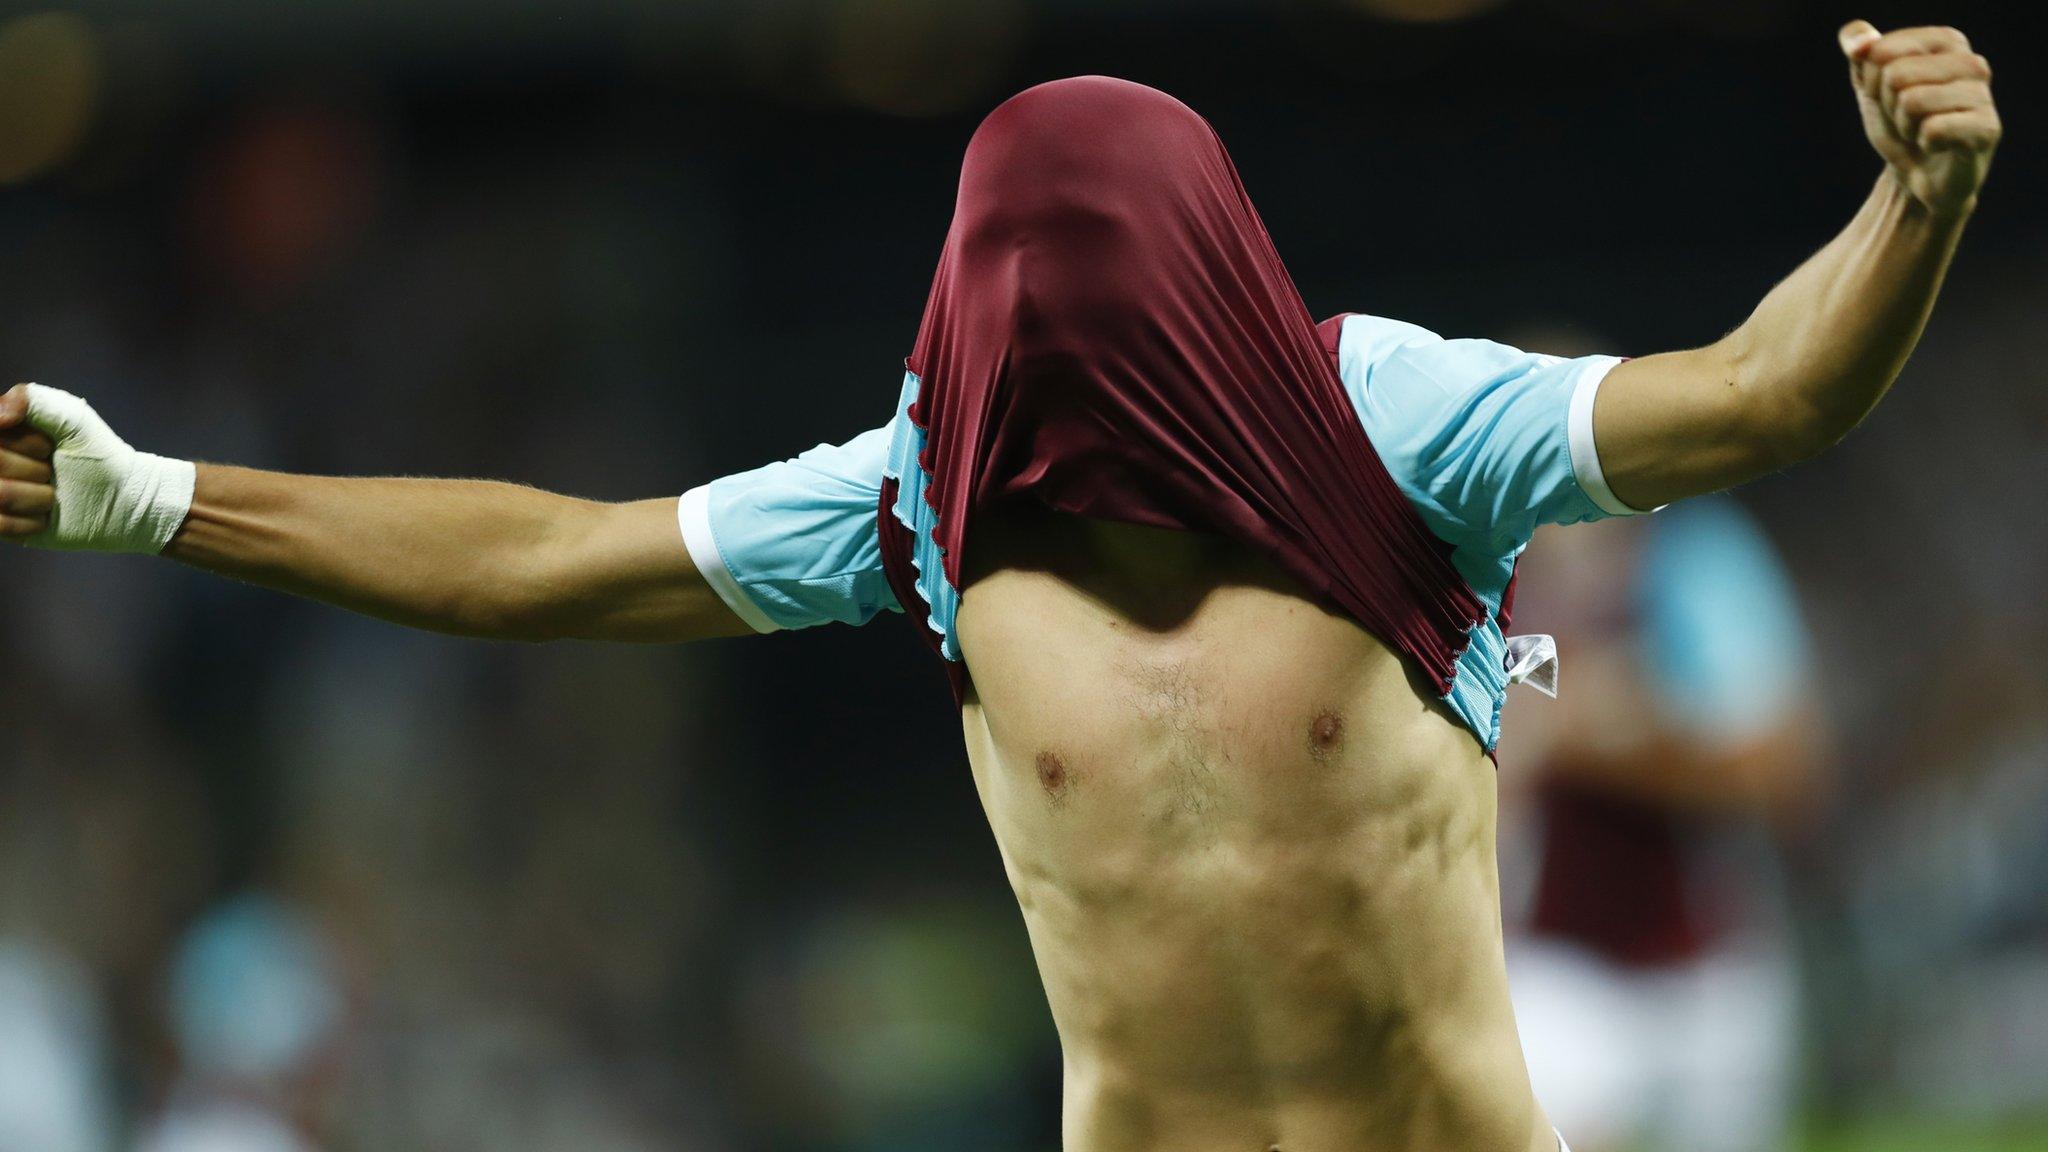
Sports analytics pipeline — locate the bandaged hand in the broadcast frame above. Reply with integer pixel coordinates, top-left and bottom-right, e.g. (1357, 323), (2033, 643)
(0, 383), (195, 554)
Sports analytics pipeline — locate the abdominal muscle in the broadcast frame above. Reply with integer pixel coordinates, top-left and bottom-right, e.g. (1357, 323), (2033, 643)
(953, 507), (1553, 1152)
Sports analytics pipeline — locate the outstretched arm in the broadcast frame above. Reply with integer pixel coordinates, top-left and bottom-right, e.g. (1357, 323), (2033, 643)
(168, 467), (751, 642)
(0, 384), (750, 643)
(1592, 21), (2001, 511)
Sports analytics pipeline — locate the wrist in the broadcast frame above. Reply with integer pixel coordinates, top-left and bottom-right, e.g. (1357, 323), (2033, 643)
(160, 462), (251, 566)
(1883, 166), (1978, 229)
(130, 452), (198, 555)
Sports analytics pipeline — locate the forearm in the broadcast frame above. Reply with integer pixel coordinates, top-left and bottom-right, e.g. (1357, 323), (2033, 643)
(1545, 713), (1828, 821)
(1723, 173), (1965, 455)
(1523, 647), (1827, 818)
(1599, 175), (1968, 508)
(1594, 21), (1999, 510)
(167, 465), (745, 642)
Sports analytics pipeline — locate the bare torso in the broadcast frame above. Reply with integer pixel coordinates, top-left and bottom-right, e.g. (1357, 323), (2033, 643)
(954, 505), (1554, 1152)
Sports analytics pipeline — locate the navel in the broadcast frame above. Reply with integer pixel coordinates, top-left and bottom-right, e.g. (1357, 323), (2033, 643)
(1307, 708), (1344, 763)
(1037, 750), (1077, 808)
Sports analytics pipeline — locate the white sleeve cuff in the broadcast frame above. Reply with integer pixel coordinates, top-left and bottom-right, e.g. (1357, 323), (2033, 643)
(677, 485), (783, 634)
(1566, 357), (1658, 518)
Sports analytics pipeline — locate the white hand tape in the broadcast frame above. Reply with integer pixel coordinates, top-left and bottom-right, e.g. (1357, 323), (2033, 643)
(21, 384), (195, 554)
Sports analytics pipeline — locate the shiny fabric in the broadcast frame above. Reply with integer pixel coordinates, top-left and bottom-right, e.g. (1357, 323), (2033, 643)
(879, 76), (1485, 693)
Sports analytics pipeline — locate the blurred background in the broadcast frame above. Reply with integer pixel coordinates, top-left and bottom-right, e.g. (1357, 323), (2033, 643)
(0, 1), (2043, 1149)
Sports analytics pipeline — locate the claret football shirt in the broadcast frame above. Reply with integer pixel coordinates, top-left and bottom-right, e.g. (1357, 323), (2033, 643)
(679, 314), (1646, 750)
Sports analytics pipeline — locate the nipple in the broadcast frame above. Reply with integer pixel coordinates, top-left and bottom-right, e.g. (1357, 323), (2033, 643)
(1037, 750), (1076, 807)
(1308, 708), (1344, 763)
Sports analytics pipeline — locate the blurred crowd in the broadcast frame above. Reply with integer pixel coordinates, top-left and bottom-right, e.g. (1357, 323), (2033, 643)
(0, 2), (2043, 1150)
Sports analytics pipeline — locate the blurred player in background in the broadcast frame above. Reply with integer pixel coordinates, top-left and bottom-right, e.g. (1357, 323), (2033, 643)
(0, 21), (2000, 1152)
(133, 896), (348, 1152)
(1504, 502), (1827, 1152)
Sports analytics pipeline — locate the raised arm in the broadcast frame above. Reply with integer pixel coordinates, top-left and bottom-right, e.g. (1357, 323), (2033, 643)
(167, 468), (751, 642)
(1591, 21), (2001, 511)
(0, 384), (750, 643)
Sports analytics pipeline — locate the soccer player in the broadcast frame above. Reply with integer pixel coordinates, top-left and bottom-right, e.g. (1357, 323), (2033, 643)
(1502, 503), (1826, 1152)
(0, 22), (2000, 1152)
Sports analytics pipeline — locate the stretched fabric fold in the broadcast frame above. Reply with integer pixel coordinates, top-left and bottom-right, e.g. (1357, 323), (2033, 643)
(877, 75), (1485, 700)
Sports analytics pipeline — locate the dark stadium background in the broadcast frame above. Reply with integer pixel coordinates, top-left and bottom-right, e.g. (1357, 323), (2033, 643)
(0, 1), (2043, 1149)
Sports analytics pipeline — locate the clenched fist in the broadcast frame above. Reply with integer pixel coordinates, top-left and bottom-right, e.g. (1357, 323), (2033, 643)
(0, 386), (56, 540)
(1841, 21), (2001, 219)
(0, 383), (195, 554)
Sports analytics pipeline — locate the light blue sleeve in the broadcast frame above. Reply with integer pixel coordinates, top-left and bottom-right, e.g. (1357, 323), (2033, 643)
(677, 423), (902, 632)
(1335, 314), (1646, 552)
(1638, 498), (1812, 741)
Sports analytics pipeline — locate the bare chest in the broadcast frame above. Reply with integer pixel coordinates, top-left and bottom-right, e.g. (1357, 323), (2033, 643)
(954, 561), (1493, 882)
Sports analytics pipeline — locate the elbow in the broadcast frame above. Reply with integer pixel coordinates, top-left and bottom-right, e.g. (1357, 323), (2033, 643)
(1743, 394), (1850, 473)
(484, 611), (571, 645)
(438, 561), (581, 643)
(435, 593), (567, 644)
(455, 510), (596, 643)
(1724, 335), (1883, 473)
(472, 585), (585, 643)
(1726, 364), (1862, 476)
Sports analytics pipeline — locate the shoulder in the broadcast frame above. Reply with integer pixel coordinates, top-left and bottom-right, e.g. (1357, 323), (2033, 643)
(1326, 312), (1582, 424)
(1325, 311), (1630, 544)
(1323, 313), (1444, 395)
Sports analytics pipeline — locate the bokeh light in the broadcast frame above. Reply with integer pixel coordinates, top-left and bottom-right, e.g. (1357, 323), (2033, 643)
(0, 11), (102, 185)
(185, 103), (385, 292)
(1339, 0), (1513, 24)
(825, 0), (1027, 117)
